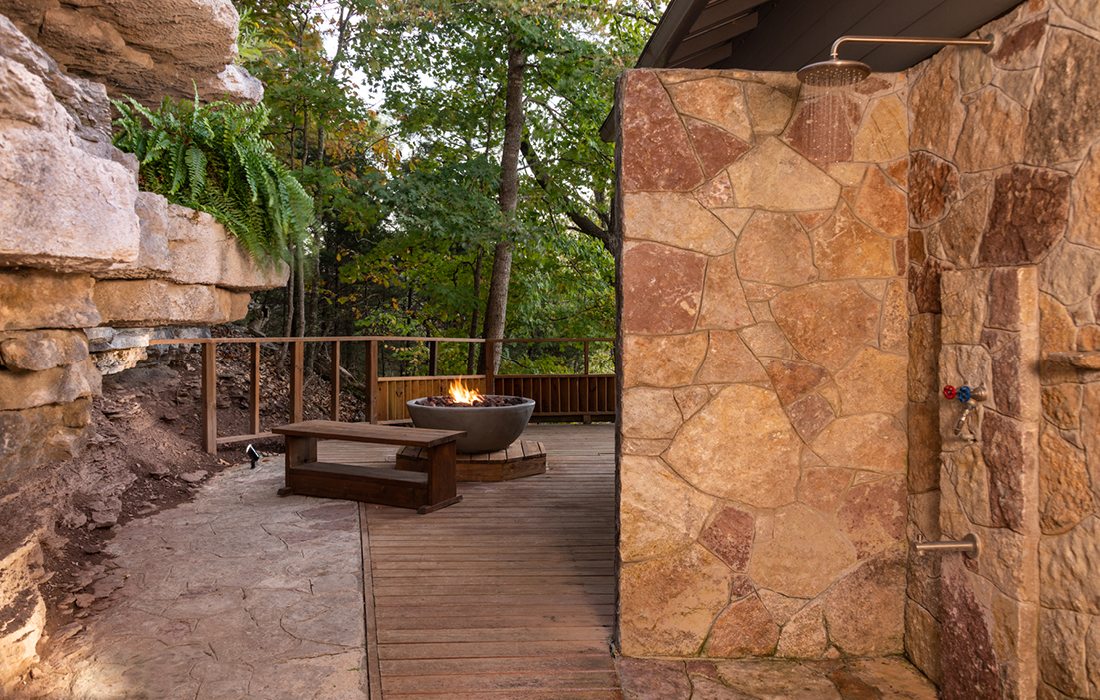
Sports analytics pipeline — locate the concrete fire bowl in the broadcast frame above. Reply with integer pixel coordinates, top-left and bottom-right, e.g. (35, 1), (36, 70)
(407, 397), (535, 454)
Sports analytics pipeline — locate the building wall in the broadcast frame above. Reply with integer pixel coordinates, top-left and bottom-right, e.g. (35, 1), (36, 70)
(616, 68), (910, 658)
(905, 1), (1100, 697)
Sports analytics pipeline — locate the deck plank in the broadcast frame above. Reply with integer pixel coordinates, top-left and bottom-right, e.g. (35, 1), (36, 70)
(324, 423), (618, 698)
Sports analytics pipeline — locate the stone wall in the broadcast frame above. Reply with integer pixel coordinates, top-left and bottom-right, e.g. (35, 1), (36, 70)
(616, 68), (910, 658)
(904, 1), (1100, 697)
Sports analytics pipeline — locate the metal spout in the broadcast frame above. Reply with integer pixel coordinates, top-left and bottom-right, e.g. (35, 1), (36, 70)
(914, 533), (980, 559)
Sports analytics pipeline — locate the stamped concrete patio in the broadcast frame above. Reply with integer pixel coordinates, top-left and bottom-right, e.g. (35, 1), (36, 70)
(26, 424), (934, 699)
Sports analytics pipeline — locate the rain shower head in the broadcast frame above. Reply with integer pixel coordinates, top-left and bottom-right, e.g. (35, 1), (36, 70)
(797, 34), (995, 87)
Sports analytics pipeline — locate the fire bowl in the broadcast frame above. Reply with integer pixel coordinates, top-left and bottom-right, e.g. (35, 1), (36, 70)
(407, 396), (535, 453)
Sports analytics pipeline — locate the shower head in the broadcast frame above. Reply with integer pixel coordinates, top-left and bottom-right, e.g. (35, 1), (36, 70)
(796, 34), (995, 87)
(796, 58), (872, 87)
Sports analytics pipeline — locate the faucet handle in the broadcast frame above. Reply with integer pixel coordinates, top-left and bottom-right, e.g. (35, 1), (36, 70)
(943, 385), (957, 400)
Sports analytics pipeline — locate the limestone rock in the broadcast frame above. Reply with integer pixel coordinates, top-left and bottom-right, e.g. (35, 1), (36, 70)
(735, 213), (817, 286)
(162, 204), (290, 291)
(621, 242), (706, 334)
(743, 79), (795, 135)
(1071, 144), (1100, 248)
(0, 399), (91, 480)
(852, 94), (908, 163)
(836, 348), (906, 416)
(697, 254), (754, 331)
(1026, 28), (1100, 165)
(0, 271), (99, 331)
(706, 596), (779, 657)
(1039, 429), (1093, 535)
(0, 53), (72, 134)
(738, 322), (796, 360)
(620, 71), (704, 193)
(97, 192), (173, 279)
(0, 541), (47, 691)
(852, 166), (907, 237)
(813, 414), (906, 473)
(619, 544), (732, 656)
(812, 202), (897, 280)
(797, 467), (852, 514)
(1040, 241), (1100, 307)
(621, 333), (708, 389)
(666, 384), (801, 507)
(666, 77), (752, 142)
(1038, 608), (1091, 697)
(94, 280), (250, 327)
(904, 600), (942, 685)
(621, 388), (682, 440)
(0, 330), (88, 371)
(748, 503), (857, 598)
(821, 553), (905, 655)
(909, 50), (963, 157)
(620, 455), (715, 561)
(0, 358), (100, 411)
(764, 360), (828, 407)
(1040, 516), (1100, 615)
(771, 282), (880, 371)
(696, 331), (768, 384)
(727, 138), (841, 212)
(776, 603), (827, 659)
(622, 192), (735, 255)
(955, 88), (1027, 171)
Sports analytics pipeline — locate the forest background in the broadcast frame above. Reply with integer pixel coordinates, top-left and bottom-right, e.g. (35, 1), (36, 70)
(234, 0), (661, 376)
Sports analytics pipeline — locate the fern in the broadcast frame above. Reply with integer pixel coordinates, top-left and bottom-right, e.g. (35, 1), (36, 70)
(112, 95), (313, 264)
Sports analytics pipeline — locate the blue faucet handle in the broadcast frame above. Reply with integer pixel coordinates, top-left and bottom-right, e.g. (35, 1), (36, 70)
(957, 385), (972, 403)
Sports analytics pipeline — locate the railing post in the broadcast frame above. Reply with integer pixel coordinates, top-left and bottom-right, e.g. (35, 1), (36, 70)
(367, 339), (379, 424)
(484, 339), (496, 395)
(289, 340), (304, 424)
(249, 342), (261, 435)
(428, 340), (438, 376)
(201, 341), (217, 454)
(583, 340), (590, 376)
(582, 340), (592, 424)
(330, 341), (342, 421)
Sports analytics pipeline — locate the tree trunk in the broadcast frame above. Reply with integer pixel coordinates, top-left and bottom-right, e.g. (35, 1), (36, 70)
(481, 39), (526, 372)
(467, 249), (483, 374)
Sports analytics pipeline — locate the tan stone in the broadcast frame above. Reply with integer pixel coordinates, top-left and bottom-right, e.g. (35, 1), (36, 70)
(1040, 241), (1100, 307)
(881, 280), (907, 354)
(1070, 144), (1100, 248)
(908, 314), (940, 403)
(735, 213), (817, 286)
(0, 271), (99, 331)
(0, 330), (88, 371)
(706, 596), (779, 657)
(764, 359), (827, 406)
(826, 162), (867, 187)
(738, 323), (796, 360)
(944, 444), (995, 528)
(697, 254), (754, 331)
(666, 384), (801, 507)
(1026, 28), (1100, 165)
(163, 204), (289, 291)
(697, 331), (768, 384)
(1038, 608), (1091, 697)
(852, 94), (908, 163)
(621, 387), (682, 440)
(712, 658), (842, 698)
(0, 398), (91, 480)
(821, 553), (906, 655)
(797, 466), (852, 514)
(776, 603), (827, 658)
(757, 589), (808, 625)
(621, 437), (671, 457)
(0, 358), (100, 411)
(622, 192), (736, 255)
(1040, 516), (1100, 614)
(908, 402), (941, 495)
(619, 544), (732, 656)
(743, 79), (795, 135)
(1039, 429), (1094, 534)
(851, 166), (907, 237)
(941, 269), (991, 345)
(621, 242), (707, 334)
(905, 600), (942, 685)
(909, 51), (963, 157)
(674, 385), (711, 420)
(1043, 384), (1081, 430)
(666, 77), (753, 142)
(785, 92), (860, 165)
(835, 348), (907, 416)
(1083, 384), (1100, 504)
(929, 179), (988, 268)
(726, 138), (841, 212)
(748, 503), (857, 598)
(955, 88), (1028, 171)
(620, 455), (715, 561)
(622, 333), (708, 388)
(94, 280), (249, 327)
(1040, 293), (1077, 355)
(813, 414), (906, 473)
(771, 282), (880, 370)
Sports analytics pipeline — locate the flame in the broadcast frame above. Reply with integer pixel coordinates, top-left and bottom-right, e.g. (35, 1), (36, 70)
(448, 379), (484, 405)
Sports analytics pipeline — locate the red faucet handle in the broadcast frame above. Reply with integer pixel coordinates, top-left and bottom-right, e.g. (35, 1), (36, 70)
(943, 385), (957, 400)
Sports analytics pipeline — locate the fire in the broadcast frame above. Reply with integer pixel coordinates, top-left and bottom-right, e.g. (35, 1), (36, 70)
(448, 379), (484, 405)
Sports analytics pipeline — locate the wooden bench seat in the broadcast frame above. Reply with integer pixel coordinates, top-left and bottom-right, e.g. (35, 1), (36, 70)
(272, 420), (466, 513)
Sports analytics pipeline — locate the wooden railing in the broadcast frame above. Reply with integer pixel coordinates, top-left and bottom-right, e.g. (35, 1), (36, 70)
(147, 335), (615, 454)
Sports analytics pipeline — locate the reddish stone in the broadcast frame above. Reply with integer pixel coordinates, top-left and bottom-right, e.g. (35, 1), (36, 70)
(978, 166), (1070, 265)
(908, 258), (943, 314)
(729, 574), (755, 599)
(982, 329), (1023, 419)
(786, 393), (835, 442)
(939, 560), (1002, 700)
(909, 151), (958, 226)
(884, 157), (908, 188)
(621, 242), (707, 334)
(992, 18), (1046, 69)
(980, 411), (1026, 531)
(837, 477), (906, 559)
(908, 228), (926, 266)
(616, 658), (691, 700)
(765, 360), (828, 406)
(621, 71), (705, 193)
(699, 507), (754, 571)
(1078, 325), (1100, 351)
(895, 239), (907, 276)
(684, 117), (750, 178)
(706, 596), (779, 657)
(986, 268), (1021, 331)
(784, 93), (860, 165)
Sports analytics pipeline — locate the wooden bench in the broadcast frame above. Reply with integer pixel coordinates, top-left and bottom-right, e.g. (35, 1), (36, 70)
(271, 420), (466, 514)
(396, 440), (546, 481)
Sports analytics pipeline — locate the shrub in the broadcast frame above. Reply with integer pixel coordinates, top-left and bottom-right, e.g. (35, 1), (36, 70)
(112, 95), (313, 264)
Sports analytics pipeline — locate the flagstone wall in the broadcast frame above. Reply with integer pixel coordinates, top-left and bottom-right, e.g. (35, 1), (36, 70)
(616, 68), (910, 658)
(904, 1), (1100, 697)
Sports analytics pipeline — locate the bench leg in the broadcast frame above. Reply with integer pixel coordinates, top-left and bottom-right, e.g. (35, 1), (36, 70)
(417, 495), (463, 514)
(424, 442), (458, 507)
(282, 436), (318, 496)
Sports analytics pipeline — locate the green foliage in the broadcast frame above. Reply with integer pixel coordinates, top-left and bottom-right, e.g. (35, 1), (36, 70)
(112, 95), (314, 264)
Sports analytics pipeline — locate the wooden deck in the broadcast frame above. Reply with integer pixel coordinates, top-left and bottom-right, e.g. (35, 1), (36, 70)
(318, 423), (620, 699)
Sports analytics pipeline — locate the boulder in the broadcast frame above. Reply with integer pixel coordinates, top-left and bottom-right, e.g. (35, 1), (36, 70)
(0, 271), (99, 331)
(97, 192), (173, 279)
(0, 330), (88, 371)
(0, 358), (101, 411)
(0, 399), (91, 481)
(94, 280), (250, 326)
(162, 204), (290, 291)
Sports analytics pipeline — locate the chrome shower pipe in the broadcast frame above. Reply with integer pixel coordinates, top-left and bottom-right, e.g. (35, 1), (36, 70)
(829, 35), (995, 60)
(914, 533), (980, 559)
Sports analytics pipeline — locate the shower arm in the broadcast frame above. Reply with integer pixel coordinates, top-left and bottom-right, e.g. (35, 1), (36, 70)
(829, 35), (994, 60)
